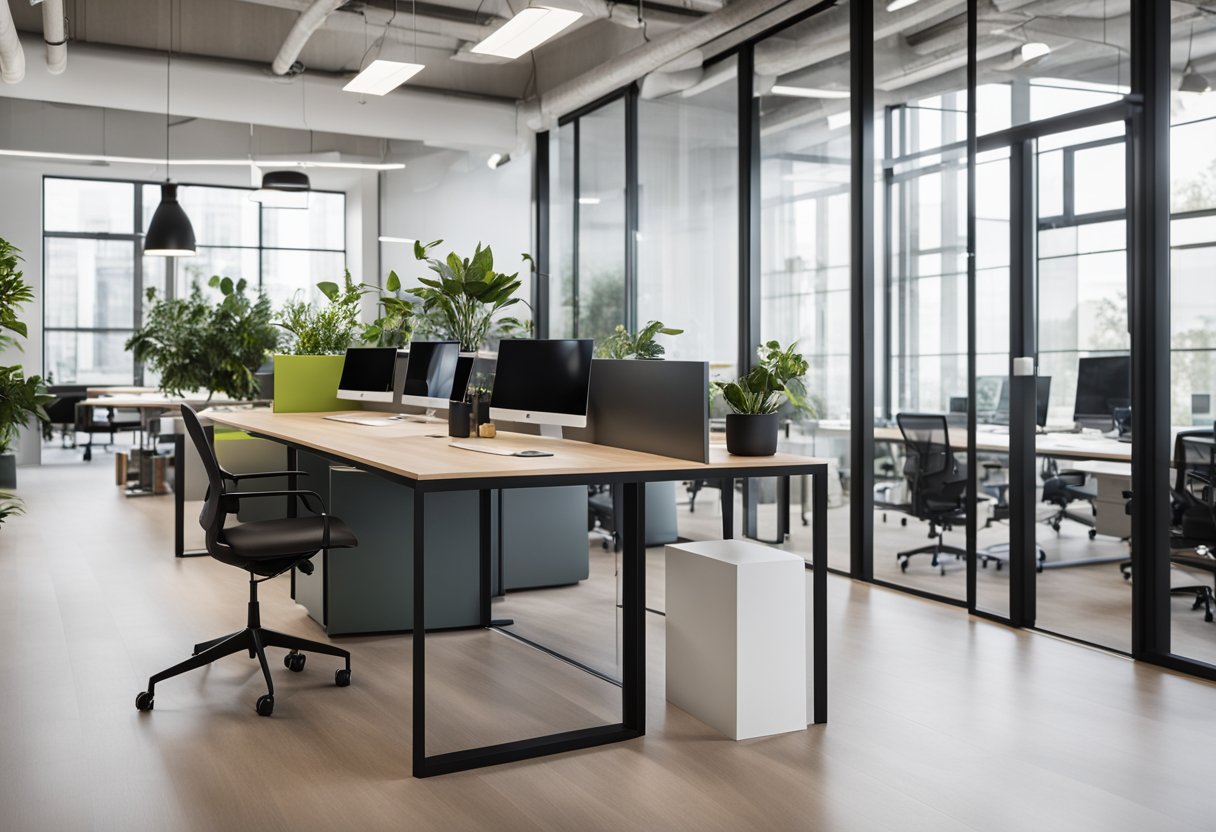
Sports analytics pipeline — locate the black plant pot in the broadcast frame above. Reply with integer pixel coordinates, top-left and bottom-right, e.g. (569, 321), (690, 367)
(448, 402), (471, 438)
(725, 413), (779, 456)
(0, 452), (15, 489)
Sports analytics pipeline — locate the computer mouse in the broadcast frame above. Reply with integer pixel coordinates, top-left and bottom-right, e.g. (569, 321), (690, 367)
(515, 449), (554, 457)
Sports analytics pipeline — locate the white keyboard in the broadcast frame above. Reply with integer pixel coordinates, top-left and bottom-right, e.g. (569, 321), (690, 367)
(324, 414), (399, 427)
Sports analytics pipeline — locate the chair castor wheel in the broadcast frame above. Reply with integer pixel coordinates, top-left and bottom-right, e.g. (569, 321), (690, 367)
(1088, 529), (1097, 540)
(995, 561), (1003, 571)
(899, 560), (908, 572)
(335, 668), (351, 687)
(1206, 611), (1214, 623)
(256, 695), (275, 716)
(135, 691), (154, 711)
(284, 652), (306, 672)
(901, 518), (907, 527)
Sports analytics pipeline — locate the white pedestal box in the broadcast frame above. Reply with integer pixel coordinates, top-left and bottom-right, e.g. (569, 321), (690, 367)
(665, 539), (807, 740)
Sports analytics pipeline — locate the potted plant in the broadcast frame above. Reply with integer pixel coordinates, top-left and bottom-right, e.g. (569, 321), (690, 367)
(126, 275), (279, 400)
(0, 238), (51, 488)
(0, 489), (23, 529)
(410, 240), (530, 352)
(595, 320), (683, 360)
(713, 341), (810, 456)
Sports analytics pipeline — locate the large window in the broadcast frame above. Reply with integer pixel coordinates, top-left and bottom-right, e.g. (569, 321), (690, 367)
(43, 177), (345, 384)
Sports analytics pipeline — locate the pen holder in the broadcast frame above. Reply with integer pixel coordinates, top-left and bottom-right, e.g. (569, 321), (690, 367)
(448, 402), (471, 438)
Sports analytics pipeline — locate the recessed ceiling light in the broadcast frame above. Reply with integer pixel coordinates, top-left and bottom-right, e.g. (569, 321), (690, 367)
(343, 59), (425, 96)
(1020, 42), (1051, 63)
(770, 84), (850, 100)
(471, 7), (582, 60)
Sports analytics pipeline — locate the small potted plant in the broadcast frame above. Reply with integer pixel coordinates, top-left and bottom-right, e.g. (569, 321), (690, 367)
(714, 341), (810, 456)
(595, 320), (683, 360)
(411, 240), (530, 352)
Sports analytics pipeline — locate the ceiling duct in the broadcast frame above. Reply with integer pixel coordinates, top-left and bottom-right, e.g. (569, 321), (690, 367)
(42, 0), (66, 75)
(0, 0), (25, 84)
(272, 0), (346, 75)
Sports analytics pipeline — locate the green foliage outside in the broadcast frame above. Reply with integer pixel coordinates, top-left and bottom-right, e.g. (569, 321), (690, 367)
(714, 340), (812, 416)
(411, 240), (530, 352)
(126, 275), (279, 400)
(595, 320), (683, 360)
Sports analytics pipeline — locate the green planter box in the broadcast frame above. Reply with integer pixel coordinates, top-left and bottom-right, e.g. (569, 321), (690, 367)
(272, 354), (347, 413)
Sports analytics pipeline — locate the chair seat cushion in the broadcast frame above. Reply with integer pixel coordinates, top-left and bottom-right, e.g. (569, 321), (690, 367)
(221, 516), (357, 560)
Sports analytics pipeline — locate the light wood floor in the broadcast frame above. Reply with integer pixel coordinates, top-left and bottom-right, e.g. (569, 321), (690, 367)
(4, 456), (1216, 831)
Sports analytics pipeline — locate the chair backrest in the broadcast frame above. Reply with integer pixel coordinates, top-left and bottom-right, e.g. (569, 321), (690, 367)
(1173, 429), (1215, 497)
(179, 405), (229, 541)
(897, 413), (953, 478)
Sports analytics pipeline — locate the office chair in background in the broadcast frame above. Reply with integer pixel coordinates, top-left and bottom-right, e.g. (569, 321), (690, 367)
(1041, 457), (1098, 539)
(135, 405), (359, 716)
(895, 414), (970, 574)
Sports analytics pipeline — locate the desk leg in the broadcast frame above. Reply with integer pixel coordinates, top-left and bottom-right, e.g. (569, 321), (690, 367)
(621, 481), (646, 732)
(174, 430), (208, 558)
(479, 489), (492, 627)
(288, 448), (298, 599)
(412, 486), (428, 776)
(721, 478), (734, 539)
(811, 465), (828, 725)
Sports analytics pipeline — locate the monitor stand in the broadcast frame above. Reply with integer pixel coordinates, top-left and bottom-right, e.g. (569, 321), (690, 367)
(539, 424), (564, 439)
(397, 408), (437, 423)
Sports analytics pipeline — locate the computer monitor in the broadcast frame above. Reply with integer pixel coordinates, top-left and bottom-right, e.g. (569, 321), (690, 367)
(1035, 376), (1051, 428)
(335, 347), (397, 403)
(975, 376), (1008, 423)
(490, 338), (595, 431)
(1073, 355), (1131, 429)
(401, 341), (461, 409)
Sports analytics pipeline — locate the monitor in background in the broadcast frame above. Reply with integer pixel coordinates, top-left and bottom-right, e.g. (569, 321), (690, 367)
(401, 341), (461, 409)
(336, 347), (398, 403)
(1073, 355), (1131, 429)
(949, 396), (968, 414)
(490, 338), (595, 434)
(1036, 375), (1052, 429)
(1193, 393), (1212, 426)
(975, 376), (1008, 424)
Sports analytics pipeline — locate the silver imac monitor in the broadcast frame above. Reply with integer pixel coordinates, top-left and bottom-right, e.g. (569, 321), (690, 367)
(401, 341), (461, 409)
(489, 338), (595, 431)
(335, 347), (398, 403)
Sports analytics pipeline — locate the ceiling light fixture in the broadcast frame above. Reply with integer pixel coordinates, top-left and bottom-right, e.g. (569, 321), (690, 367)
(0, 148), (405, 170)
(886, 0), (921, 11)
(827, 111), (851, 131)
(378, 236), (417, 244)
(487, 152), (511, 169)
(1180, 24), (1211, 94)
(144, 0), (195, 257)
(344, 1), (424, 95)
(471, 7), (582, 60)
(250, 170), (311, 209)
(1020, 41), (1051, 63)
(770, 84), (849, 99)
(577, 196), (601, 205)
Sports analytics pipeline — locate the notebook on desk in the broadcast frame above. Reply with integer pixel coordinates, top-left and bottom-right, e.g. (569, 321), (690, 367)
(323, 413), (400, 427)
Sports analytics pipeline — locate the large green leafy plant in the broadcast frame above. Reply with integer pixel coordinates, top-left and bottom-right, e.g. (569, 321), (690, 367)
(126, 275), (279, 400)
(595, 320), (683, 360)
(411, 240), (529, 351)
(278, 269), (415, 353)
(0, 239), (51, 459)
(714, 340), (812, 416)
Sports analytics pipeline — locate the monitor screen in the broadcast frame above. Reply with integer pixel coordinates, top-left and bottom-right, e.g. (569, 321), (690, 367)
(490, 339), (595, 429)
(1035, 375), (1051, 428)
(336, 347), (397, 403)
(975, 376), (1008, 423)
(402, 341), (460, 408)
(1074, 355), (1131, 428)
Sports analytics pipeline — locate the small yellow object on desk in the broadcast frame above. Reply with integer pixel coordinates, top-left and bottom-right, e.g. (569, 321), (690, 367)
(478, 422), (497, 438)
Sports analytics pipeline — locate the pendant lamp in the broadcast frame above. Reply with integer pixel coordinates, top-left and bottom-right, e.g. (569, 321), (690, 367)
(144, 1), (195, 257)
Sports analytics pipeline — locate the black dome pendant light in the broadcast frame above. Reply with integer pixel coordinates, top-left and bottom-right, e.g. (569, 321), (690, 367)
(144, 0), (196, 257)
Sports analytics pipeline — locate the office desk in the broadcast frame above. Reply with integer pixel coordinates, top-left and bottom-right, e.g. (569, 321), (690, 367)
(207, 408), (831, 778)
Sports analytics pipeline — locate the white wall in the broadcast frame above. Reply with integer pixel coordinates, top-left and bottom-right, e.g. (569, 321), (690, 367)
(378, 148), (533, 317)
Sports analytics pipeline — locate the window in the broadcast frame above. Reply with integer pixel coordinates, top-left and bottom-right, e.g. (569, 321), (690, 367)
(43, 178), (345, 384)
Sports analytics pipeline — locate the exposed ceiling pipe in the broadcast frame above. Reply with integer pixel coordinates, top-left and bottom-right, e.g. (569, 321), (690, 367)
(42, 0), (67, 75)
(273, 0), (348, 75)
(527, 0), (793, 129)
(246, 0), (502, 52)
(0, 0), (25, 84)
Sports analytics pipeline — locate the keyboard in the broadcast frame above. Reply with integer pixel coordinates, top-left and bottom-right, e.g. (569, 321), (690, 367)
(449, 441), (553, 458)
(323, 414), (400, 427)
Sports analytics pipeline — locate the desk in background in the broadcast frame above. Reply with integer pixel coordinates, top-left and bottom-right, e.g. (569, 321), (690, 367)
(207, 408), (831, 778)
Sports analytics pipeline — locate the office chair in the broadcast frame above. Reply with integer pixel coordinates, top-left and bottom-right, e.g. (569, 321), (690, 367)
(1121, 430), (1216, 622)
(588, 484), (619, 551)
(135, 405), (358, 716)
(1041, 457), (1098, 539)
(895, 414), (969, 574)
(43, 385), (87, 448)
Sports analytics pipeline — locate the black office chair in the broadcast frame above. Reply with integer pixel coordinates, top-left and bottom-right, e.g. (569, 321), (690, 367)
(135, 405), (359, 716)
(1041, 457), (1098, 538)
(895, 414), (969, 573)
(1121, 430), (1216, 622)
(43, 384), (87, 448)
(588, 484), (619, 551)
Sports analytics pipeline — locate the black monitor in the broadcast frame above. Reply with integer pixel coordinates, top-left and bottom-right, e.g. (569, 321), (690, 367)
(1073, 355), (1131, 429)
(1035, 375), (1051, 428)
(490, 339), (595, 430)
(401, 341), (461, 408)
(336, 347), (397, 404)
(975, 376), (1008, 423)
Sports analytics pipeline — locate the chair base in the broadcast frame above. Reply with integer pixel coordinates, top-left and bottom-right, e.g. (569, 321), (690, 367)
(897, 541), (967, 574)
(136, 579), (351, 716)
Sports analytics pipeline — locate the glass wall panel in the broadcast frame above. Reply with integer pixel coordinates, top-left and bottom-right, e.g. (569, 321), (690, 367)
(550, 124), (576, 338)
(757, 10), (851, 568)
(578, 99), (627, 342)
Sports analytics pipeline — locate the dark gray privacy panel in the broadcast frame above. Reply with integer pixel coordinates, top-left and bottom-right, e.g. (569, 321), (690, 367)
(568, 359), (709, 463)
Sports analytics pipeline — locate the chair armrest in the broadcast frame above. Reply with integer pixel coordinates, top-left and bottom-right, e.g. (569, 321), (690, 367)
(224, 488), (328, 516)
(222, 470), (310, 482)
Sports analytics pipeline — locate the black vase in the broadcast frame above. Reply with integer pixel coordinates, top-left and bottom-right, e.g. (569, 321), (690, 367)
(725, 413), (779, 456)
(448, 402), (471, 438)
